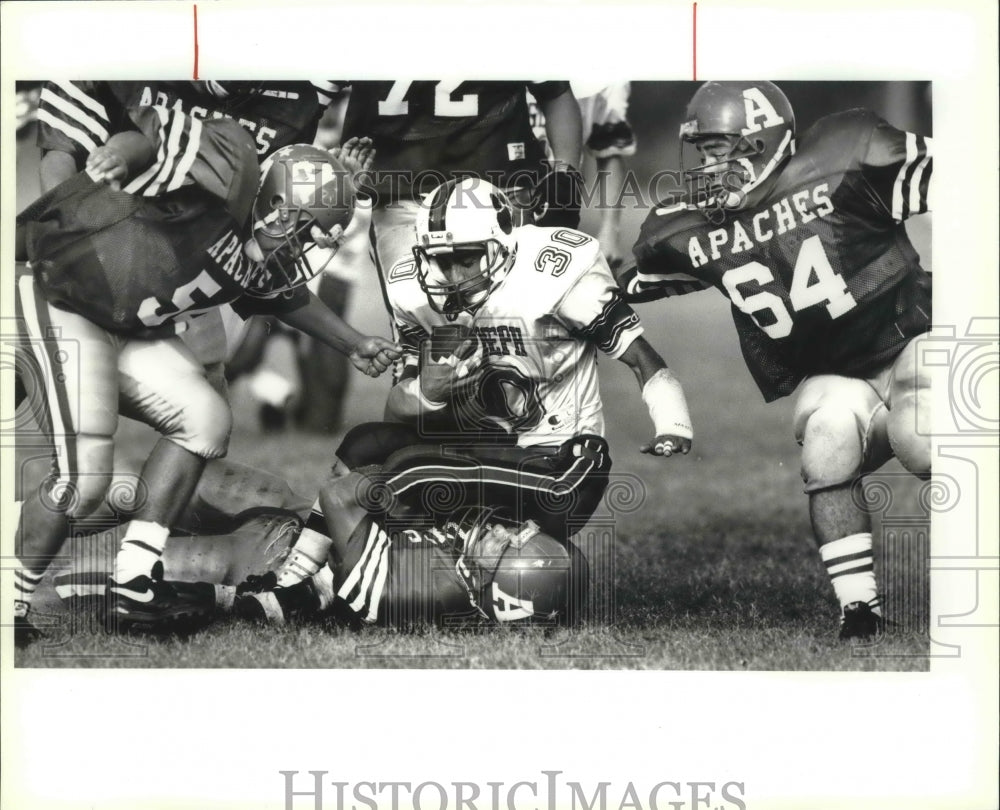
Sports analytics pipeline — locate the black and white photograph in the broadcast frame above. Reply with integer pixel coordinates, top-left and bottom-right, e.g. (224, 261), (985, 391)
(1, 2), (997, 809)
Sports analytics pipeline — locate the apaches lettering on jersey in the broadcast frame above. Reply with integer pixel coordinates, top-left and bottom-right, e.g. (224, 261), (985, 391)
(207, 229), (267, 289)
(684, 182), (835, 268)
(137, 86), (278, 154)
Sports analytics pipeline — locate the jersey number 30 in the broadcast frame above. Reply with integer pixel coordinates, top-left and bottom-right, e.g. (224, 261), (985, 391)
(721, 235), (857, 339)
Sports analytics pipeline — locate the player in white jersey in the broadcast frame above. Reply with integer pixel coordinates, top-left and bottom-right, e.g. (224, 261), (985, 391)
(235, 178), (694, 623)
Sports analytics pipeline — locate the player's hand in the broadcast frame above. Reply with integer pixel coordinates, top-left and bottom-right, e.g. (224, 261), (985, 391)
(419, 325), (482, 403)
(329, 136), (374, 185)
(85, 146), (129, 190)
(530, 164), (584, 229)
(310, 223), (345, 251)
(640, 434), (692, 458)
(350, 336), (402, 378)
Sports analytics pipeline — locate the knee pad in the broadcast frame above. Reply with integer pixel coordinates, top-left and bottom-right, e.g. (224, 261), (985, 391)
(887, 404), (931, 475)
(61, 433), (115, 517)
(798, 405), (867, 493)
(160, 384), (233, 459)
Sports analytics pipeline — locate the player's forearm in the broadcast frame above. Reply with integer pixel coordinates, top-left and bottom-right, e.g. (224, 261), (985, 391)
(384, 376), (447, 423)
(277, 291), (366, 356)
(39, 150), (78, 193)
(539, 89), (583, 168)
(617, 336), (667, 386)
(619, 337), (693, 444)
(103, 131), (157, 180)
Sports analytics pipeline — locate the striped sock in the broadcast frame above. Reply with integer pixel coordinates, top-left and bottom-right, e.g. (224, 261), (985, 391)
(115, 520), (170, 583)
(276, 502), (332, 587)
(819, 533), (882, 616)
(14, 567), (44, 609)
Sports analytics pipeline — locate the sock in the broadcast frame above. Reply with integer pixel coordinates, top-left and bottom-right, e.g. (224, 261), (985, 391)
(819, 533), (881, 616)
(276, 502), (333, 587)
(14, 567), (44, 614)
(115, 520), (170, 583)
(214, 585), (237, 612)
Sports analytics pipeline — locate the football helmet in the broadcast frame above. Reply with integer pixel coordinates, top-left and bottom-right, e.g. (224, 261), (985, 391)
(413, 178), (518, 321)
(247, 144), (356, 298)
(453, 511), (578, 623)
(680, 81), (795, 211)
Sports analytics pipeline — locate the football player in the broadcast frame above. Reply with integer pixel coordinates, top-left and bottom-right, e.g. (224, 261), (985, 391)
(617, 81), (933, 639)
(41, 459), (585, 632)
(235, 177), (694, 623)
(33, 80), (338, 400)
(13, 105), (400, 643)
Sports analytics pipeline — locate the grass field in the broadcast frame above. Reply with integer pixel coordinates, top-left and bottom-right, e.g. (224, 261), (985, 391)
(14, 286), (932, 671)
(10, 107), (933, 671)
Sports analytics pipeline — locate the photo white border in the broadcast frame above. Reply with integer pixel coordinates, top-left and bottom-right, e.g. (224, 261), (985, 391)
(1, 2), (997, 808)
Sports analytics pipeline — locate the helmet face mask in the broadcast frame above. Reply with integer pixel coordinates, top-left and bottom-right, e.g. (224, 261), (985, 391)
(413, 179), (517, 321)
(680, 81), (796, 215)
(246, 145), (355, 299)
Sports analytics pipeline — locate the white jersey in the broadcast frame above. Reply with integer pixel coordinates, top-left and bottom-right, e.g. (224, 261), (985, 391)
(386, 225), (644, 447)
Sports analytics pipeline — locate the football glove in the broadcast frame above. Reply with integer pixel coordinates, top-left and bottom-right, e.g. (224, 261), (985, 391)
(530, 166), (584, 229)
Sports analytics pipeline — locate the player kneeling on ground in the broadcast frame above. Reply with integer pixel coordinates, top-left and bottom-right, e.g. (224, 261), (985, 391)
(618, 81), (934, 640)
(234, 177), (694, 622)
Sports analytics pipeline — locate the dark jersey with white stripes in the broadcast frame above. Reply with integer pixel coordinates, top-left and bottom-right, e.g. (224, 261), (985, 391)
(333, 518), (479, 628)
(36, 80), (330, 168)
(621, 109), (933, 401)
(340, 81), (568, 202)
(18, 108), (305, 337)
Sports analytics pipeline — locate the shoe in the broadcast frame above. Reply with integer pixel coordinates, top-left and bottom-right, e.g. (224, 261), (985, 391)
(234, 577), (321, 625)
(54, 571), (110, 622)
(236, 570), (278, 595)
(14, 602), (44, 649)
(839, 601), (885, 641)
(109, 563), (216, 633)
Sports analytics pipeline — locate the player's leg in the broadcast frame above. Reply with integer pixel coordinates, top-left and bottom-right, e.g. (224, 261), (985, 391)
(884, 336), (932, 478)
(232, 422), (422, 622)
(13, 277), (119, 643)
(112, 336), (233, 628)
(794, 374), (893, 639)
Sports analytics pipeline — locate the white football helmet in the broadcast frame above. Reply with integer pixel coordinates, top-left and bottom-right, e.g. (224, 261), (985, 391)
(413, 178), (518, 320)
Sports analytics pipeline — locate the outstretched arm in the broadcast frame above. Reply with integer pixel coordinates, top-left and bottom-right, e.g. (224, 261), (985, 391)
(277, 291), (401, 378)
(617, 336), (693, 458)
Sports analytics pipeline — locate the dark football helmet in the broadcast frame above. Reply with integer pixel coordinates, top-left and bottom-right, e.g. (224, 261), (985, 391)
(413, 178), (518, 321)
(452, 510), (583, 623)
(247, 144), (355, 298)
(680, 81), (795, 212)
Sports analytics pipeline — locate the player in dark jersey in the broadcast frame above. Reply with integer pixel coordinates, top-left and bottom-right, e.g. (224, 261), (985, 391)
(617, 81), (933, 639)
(13, 106), (400, 642)
(36, 457), (583, 633)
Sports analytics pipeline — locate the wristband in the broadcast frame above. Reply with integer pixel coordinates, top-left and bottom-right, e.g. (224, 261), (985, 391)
(401, 377), (448, 411)
(642, 368), (693, 440)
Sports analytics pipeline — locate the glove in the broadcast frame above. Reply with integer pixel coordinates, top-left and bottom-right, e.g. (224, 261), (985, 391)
(530, 165), (584, 229)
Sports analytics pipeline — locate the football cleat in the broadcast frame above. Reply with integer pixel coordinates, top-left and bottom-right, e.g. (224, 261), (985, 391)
(839, 601), (885, 641)
(109, 563), (216, 634)
(14, 602), (44, 649)
(234, 577), (322, 625)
